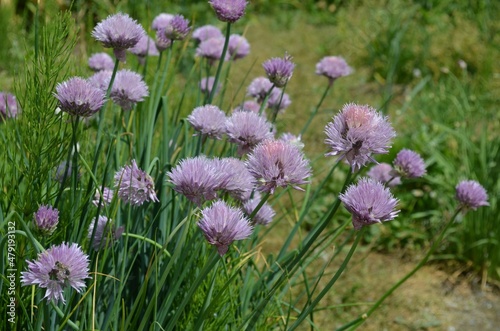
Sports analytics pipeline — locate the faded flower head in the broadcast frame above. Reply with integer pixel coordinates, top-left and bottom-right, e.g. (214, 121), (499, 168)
(192, 25), (223, 42)
(325, 103), (396, 172)
(225, 111), (274, 155)
(367, 163), (401, 187)
(151, 13), (174, 31)
(247, 77), (273, 102)
(280, 132), (304, 149)
(92, 187), (114, 207)
(114, 159), (158, 206)
(110, 69), (149, 110)
(455, 180), (489, 211)
(92, 13), (146, 62)
(164, 14), (191, 41)
(243, 193), (275, 225)
(315, 56), (353, 83)
(340, 177), (399, 230)
(228, 34), (250, 60)
(21, 242), (90, 304)
(393, 149), (426, 178)
(199, 76), (221, 96)
(198, 200), (253, 256)
(88, 216), (124, 251)
(0, 92), (20, 120)
(196, 37), (229, 64)
(187, 105), (227, 139)
(216, 157), (255, 201)
(88, 52), (115, 72)
(246, 139), (311, 194)
(88, 70), (112, 91)
(209, 0), (248, 23)
(267, 88), (291, 113)
(54, 77), (106, 117)
(128, 35), (159, 60)
(34, 205), (59, 235)
(263, 54), (295, 88)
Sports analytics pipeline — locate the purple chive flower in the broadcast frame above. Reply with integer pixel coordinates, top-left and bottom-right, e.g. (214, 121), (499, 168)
(54, 77), (106, 117)
(247, 77), (273, 102)
(167, 156), (225, 206)
(187, 105), (227, 139)
(21, 242), (90, 304)
(280, 132), (304, 149)
(164, 14), (191, 41)
(315, 56), (353, 83)
(225, 111), (274, 155)
(192, 25), (224, 42)
(233, 100), (261, 115)
(325, 103), (396, 172)
(154, 29), (172, 51)
(393, 149), (426, 178)
(267, 88), (291, 113)
(228, 34), (250, 60)
(110, 69), (149, 110)
(128, 35), (159, 64)
(151, 13), (174, 31)
(88, 216), (124, 251)
(196, 37), (229, 65)
(243, 193), (275, 225)
(87, 70), (112, 91)
(367, 163), (401, 187)
(455, 180), (489, 211)
(246, 139), (311, 194)
(88, 53), (115, 72)
(92, 13), (146, 62)
(0, 92), (20, 120)
(114, 159), (158, 206)
(217, 157), (255, 201)
(92, 187), (114, 207)
(263, 54), (295, 88)
(199, 76), (221, 96)
(33, 205), (59, 235)
(209, 0), (248, 23)
(339, 177), (399, 230)
(198, 200), (253, 256)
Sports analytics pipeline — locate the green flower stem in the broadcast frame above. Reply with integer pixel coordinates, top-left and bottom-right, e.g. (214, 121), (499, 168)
(50, 303), (79, 330)
(207, 22), (231, 104)
(270, 84), (288, 124)
(258, 84), (275, 117)
(300, 82), (332, 135)
(122, 233), (171, 257)
(248, 192), (271, 220)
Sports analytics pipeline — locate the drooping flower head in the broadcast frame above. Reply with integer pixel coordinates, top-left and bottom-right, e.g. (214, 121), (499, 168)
(128, 35), (159, 64)
(216, 157), (255, 201)
(199, 76), (221, 96)
(88, 53), (115, 72)
(267, 88), (291, 113)
(339, 177), (399, 230)
(367, 163), (401, 187)
(109, 69), (149, 110)
(315, 56), (353, 83)
(151, 13), (174, 32)
(0, 92), (20, 120)
(54, 77), (106, 117)
(92, 13), (146, 62)
(33, 205), (59, 235)
(21, 243), (90, 304)
(187, 105), (227, 139)
(263, 54), (295, 88)
(325, 103), (396, 172)
(246, 139), (312, 194)
(196, 37), (229, 65)
(209, 0), (248, 23)
(92, 187), (114, 207)
(198, 200), (253, 256)
(228, 34), (250, 60)
(246, 77), (273, 103)
(392, 149), (426, 178)
(163, 14), (191, 41)
(225, 111), (274, 155)
(243, 192), (275, 225)
(192, 25), (224, 42)
(455, 180), (489, 211)
(87, 70), (113, 91)
(87, 216), (124, 251)
(114, 159), (158, 206)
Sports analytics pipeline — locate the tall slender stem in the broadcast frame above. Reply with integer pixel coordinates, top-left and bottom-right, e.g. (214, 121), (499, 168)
(207, 22), (231, 104)
(301, 82), (332, 135)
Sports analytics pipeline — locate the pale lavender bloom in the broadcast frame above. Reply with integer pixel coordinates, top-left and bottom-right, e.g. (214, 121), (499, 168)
(87, 216), (124, 251)
(88, 53), (115, 72)
(110, 69), (149, 110)
(54, 161), (79, 184)
(315, 56), (353, 83)
(209, 0), (248, 23)
(167, 156), (226, 206)
(198, 200), (252, 256)
(233, 100), (261, 115)
(128, 35), (159, 65)
(192, 25), (223, 42)
(87, 70), (112, 91)
(154, 29), (172, 51)
(246, 139), (311, 194)
(280, 132), (304, 149)
(246, 77), (273, 102)
(325, 103), (396, 172)
(267, 88), (291, 113)
(199, 76), (221, 96)
(92, 13), (146, 62)
(225, 111), (274, 155)
(216, 157), (255, 201)
(196, 37), (229, 65)
(228, 34), (250, 60)
(114, 159), (158, 206)
(54, 77), (106, 117)
(21, 242), (90, 304)
(0, 92), (20, 120)
(367, 163), (401, 187)
(92, 187), (114, 207)
(187, 105), (227, 139)
(151, 13), (174, 31)
(393, 149), (426, 178)
(164, 14), (191, 41)
(339, 178), (399, 230)
(243, 193), (275, 225)
(455, 180), (489, 211)
(263, 54), (295, 88)
(34, 205), (59, 235)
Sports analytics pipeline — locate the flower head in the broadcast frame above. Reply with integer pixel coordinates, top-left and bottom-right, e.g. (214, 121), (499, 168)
(455, 180), (489, 211)
(192, 25), (223, 42)
(267, 88), (291, 113)
(34, 205), (59, 235)
(21, 243), (90, 304)
(325, 103), (396, 172)
(340, 178), (399, 230)
(154, 29), (172, 51)
(199, 76), (221, 96)
(92, 13), (146, 62)
(243, 193), (275, 225)
(87, 70), (112, 91)
(233, 100), (261, 115)
(228, 34), (250, 60)
(187, 105), (227, 139)
(196, 37), (229, 65)
(216, 157), (255, 201)
(209, 0), (248, 23)
(88, 53), (115, 72)
(198, 200), (252, 256)
(110, 69), (149, 110)
(92, 187), (114, 207)
(225, 111), (274, 155)
(393, 149), (426, 178)
(114, 160), (158, 206)
(367, 163), (401, 187)
(128, 35), (159, 61)
(247, 77), (273, 102)
(246, 139), (311, 194)
(164, 14), (191, 41)
(151, 13), (174, 31)
(263, 54), (295, 88)
(0, 92), (20, 120)
(280, 132), (304, 149)
(88, 216), (123, 251)
(54, 77), (106, 117)
(315, 56), (353, 83)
